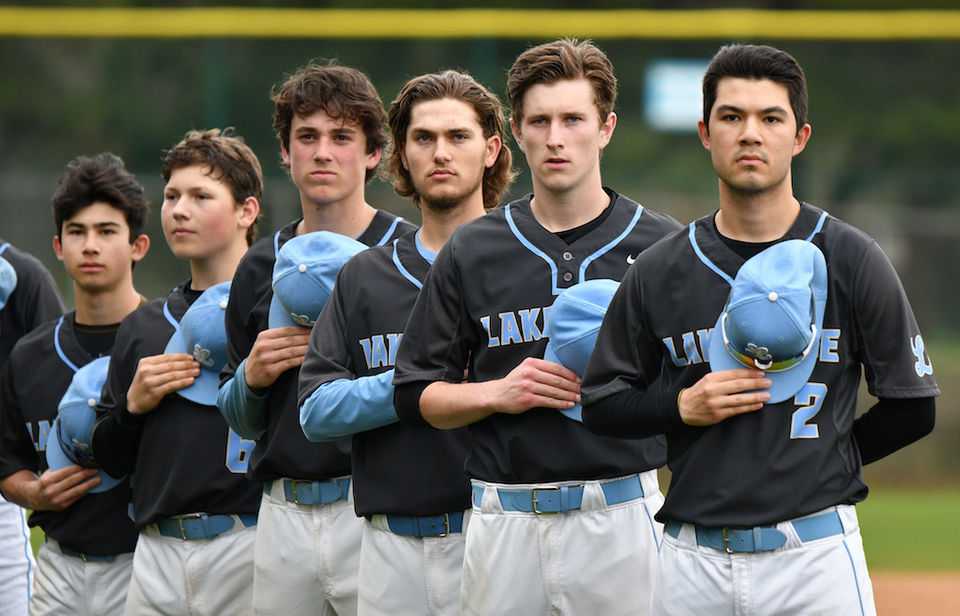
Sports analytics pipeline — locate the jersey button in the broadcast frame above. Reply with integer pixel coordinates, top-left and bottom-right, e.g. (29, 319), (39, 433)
(562, 251), (574, 262)
(562, 271), (574, 283)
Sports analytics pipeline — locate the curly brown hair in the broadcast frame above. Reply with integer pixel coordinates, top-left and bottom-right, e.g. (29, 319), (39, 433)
(272, 60), (388, 183)
(507, 39), (618, 124)
(162, 128), (263, 245)
(388, 70), (514, 210)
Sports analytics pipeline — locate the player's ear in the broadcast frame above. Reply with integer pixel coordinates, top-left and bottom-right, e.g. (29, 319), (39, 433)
(510, 116), (525, 153)
(598, 111), (617, 150)
(236, 196), (260, 231)
(697, 120), (711, 150)
(484, 134), (502, 168)
(130, 234), (150, 264)
(365, 146), (382, 171)
(52, 234), (63, 261)
(279, 143), (291, 169)
(793, 123), (812, 156)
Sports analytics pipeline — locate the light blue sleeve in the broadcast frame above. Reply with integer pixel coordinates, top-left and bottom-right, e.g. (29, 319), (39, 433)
(216, 360), (268, 440)
(299, 369), (399, 442)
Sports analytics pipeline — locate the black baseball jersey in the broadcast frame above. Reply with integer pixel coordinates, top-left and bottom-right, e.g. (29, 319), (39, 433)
(221, 212), (416, 482)
(299, 232), (471, 517)
(581, 203), (941, 527)
(393, 192), (681, 483)
(0, 241), (65, 366)
(0, 313), (137, 556)
(95, 282), (262, 528)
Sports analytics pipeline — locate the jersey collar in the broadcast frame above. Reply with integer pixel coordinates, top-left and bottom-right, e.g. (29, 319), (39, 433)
(505, 190), (645, 295)
(391, 232), (431, 290)
(689, 202), (828, 286)
(54, 311), (95, 371)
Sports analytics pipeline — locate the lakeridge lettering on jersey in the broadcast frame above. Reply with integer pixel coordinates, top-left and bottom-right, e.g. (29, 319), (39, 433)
(662, 328), (843, 367)
(358, 333), (403, 369)
(480, 305), (553, 348)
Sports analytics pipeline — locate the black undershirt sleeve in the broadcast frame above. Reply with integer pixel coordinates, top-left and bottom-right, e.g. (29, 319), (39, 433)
(853, 396), (935, 465)
(394, 381), (431, 426)
(582, 383), (685, 439)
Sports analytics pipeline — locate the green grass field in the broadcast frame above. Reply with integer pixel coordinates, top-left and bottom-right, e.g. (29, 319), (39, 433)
(858, 489), (960, 571)
(28, 489), (959, 570)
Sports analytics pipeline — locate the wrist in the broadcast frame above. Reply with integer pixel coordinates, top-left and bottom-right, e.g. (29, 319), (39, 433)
(26, 478), (44, 511)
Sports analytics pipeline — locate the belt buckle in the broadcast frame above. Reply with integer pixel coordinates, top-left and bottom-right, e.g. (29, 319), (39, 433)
(721, 527), (733, 554)
(175, 513), (205, 540)
(531, 486), (560, 515)
(438, 514), (450, 538)
(288, 479), (311, 505)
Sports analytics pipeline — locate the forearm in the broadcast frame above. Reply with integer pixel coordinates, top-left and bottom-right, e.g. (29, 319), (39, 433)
(0, 470), (39, 510)
(90, 414), (139, 479)
(397, 380), (496, 430)
(216, 360), (268, 440)
(300, 370), (398, 442)
(853, 396), (935, 465)
(582, 385), (683, 439)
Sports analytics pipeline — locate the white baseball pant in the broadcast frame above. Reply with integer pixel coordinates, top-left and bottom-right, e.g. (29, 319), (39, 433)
(358, 511), (470, 616)
(252, 478), (362, 616)
(0, 496), (34, 616)
(123, 520), (255, 616)
(652, 504), (876, 616)
(30, 539), (132, 616)
(464, 470), (664, 615)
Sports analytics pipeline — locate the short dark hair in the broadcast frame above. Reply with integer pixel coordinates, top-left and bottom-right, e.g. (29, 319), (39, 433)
(702, 44), (809, 133)
(271, 60), (388, 182)
(52, 153), (148, 240)
(507, 38), (617, 123)
(388, 70), (515, 210)
(162, 128), (263, 245)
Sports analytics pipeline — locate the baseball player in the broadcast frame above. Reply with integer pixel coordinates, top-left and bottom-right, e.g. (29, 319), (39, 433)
(0, 153), (150, 616)
(581, 44), (939, 616)
(90, 129), (263, 616)
(297, 70), (513, 616)
(216, 62), (415, 616)
(392, 40), (681, 615)
(0, 236), (65, 616)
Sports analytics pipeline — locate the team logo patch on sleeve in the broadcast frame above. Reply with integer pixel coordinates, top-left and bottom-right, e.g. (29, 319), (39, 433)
(910, 334), (934, 377)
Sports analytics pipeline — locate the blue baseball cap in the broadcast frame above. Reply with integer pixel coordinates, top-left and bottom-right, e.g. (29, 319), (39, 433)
(708, 239), (828, 404)
(46, 356), (124, 493)
(0, 256), (17, 310)
(543, 279), (620, 421)
(268, 231), (366, 329)
(164, 281), (231, 406)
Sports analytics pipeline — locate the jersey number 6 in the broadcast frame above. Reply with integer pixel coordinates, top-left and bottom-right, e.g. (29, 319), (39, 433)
(225, 428), (255, 473)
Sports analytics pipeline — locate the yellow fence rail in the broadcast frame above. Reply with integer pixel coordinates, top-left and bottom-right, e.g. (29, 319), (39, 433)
(0, 8), (958, 40)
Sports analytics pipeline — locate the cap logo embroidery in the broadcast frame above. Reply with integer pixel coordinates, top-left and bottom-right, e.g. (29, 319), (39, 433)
(192, 344), (215, 368)
(744, 342), (773, 367)
(290, 313), (314, 327)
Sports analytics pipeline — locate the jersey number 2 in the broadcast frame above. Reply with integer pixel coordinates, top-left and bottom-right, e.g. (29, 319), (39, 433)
(226, 429), (255, 474)
(790, 383), (828, 439)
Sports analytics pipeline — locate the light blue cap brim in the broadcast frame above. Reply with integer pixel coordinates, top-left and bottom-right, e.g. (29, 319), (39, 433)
(543, 343), (582, 422)
(267, 294), (299, 329)
(46, 417), (124, 494)
(163, 327), (219, 406)
(708, 289), (827, 404)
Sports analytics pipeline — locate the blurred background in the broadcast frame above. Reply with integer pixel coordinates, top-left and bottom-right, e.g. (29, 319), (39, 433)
(2, 0), (957, 604)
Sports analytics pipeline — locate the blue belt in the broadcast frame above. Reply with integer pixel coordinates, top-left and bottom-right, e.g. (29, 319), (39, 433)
(56, 542), (118, 562)
(274, 478), (350, 506)
(385, 512), (465, 538)
(156, 513), (258, 541)
(664, 510), (844, 554)
(472, 474), (646, 514)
